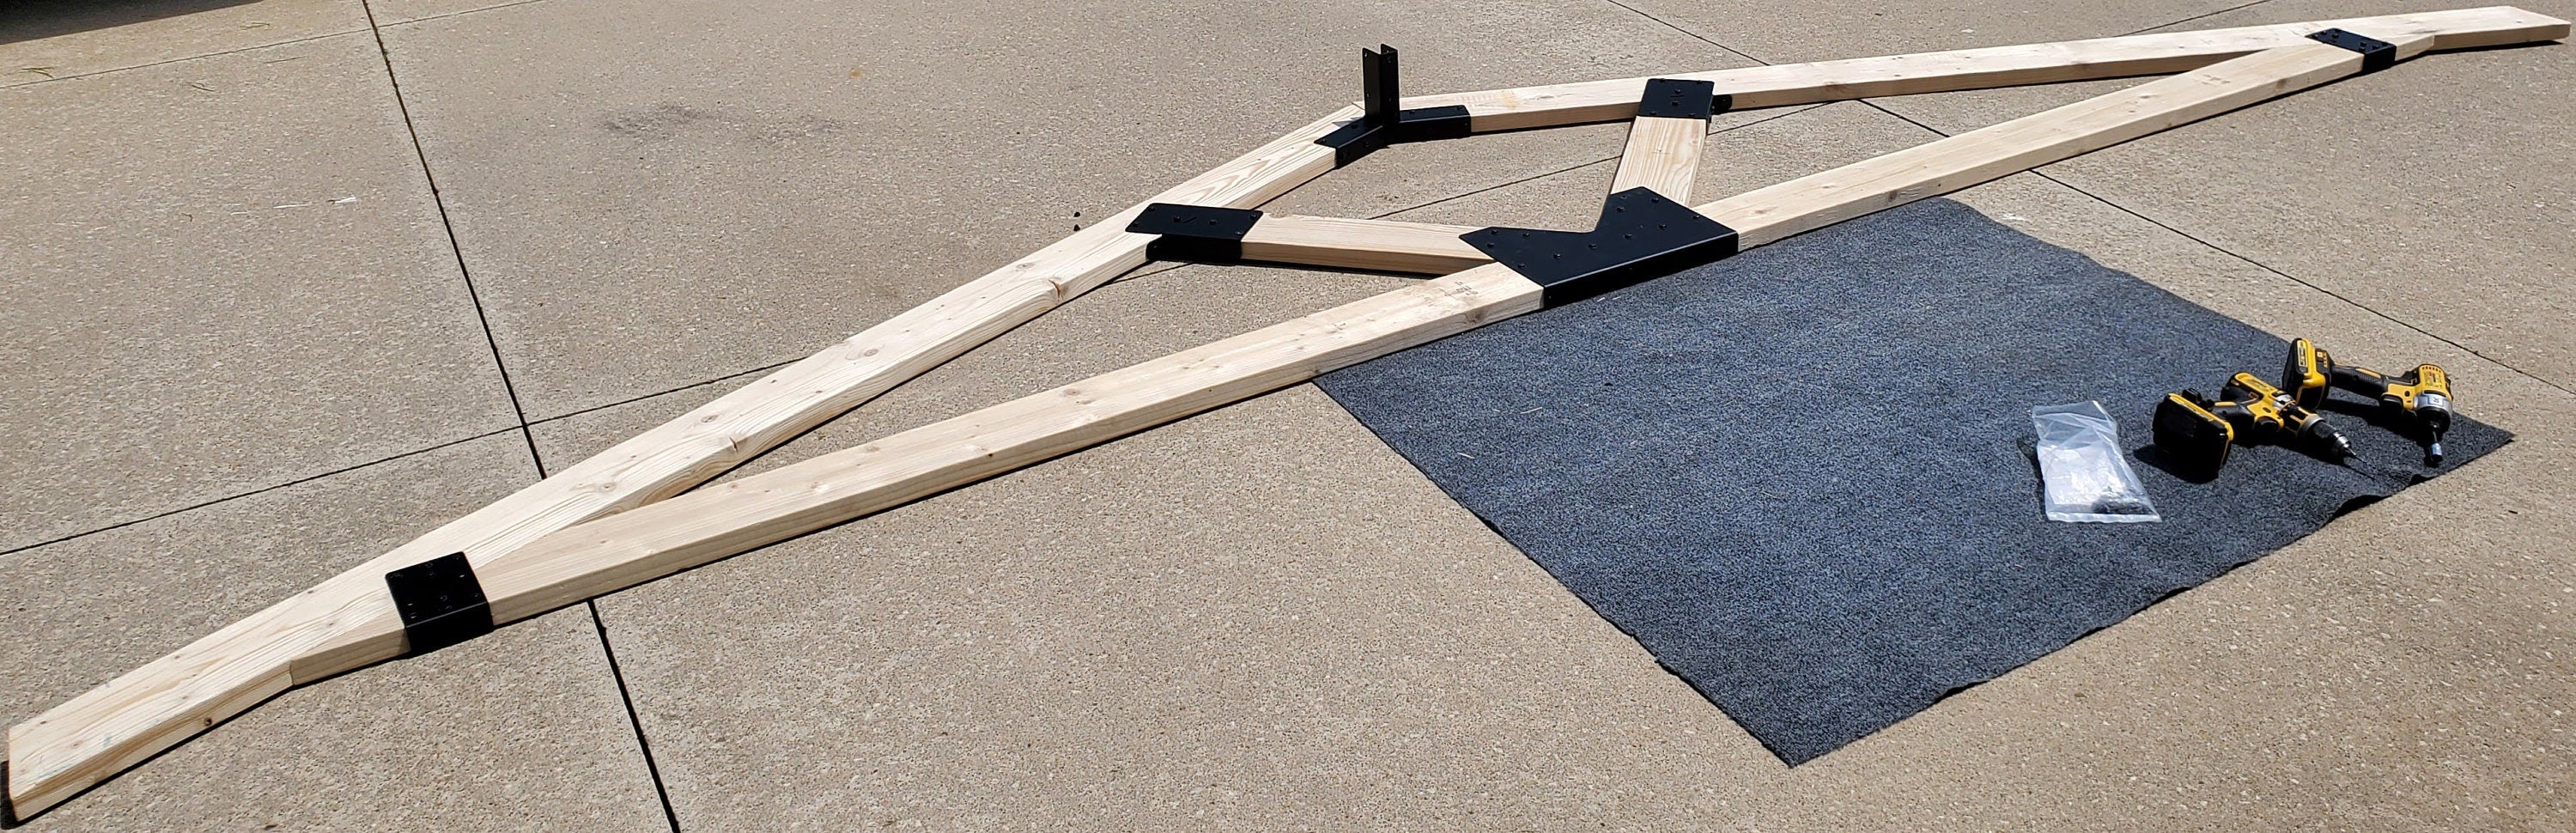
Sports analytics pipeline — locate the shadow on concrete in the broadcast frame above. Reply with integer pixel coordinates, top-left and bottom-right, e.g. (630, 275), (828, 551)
(2, 0), (260, 47)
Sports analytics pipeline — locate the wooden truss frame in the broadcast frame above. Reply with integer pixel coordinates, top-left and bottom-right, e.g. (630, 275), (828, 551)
(7, 6), (2565, 818)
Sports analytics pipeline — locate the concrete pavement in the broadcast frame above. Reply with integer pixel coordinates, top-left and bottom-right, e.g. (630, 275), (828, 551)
(3, 0), (2570, 828)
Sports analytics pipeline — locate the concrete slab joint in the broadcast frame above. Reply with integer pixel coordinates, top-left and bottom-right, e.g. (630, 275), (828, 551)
(3, 3), (2572, 829)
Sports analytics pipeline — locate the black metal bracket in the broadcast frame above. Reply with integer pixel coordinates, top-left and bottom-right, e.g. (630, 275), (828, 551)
(1316, 45), (1473, 167)
(2308, 28), (2397, 73)
(1635, 78), (1722, 120)
(1128, 203), (1264, 263)
(385, 551), (494, 656)
(1461, 187), (1740, 307)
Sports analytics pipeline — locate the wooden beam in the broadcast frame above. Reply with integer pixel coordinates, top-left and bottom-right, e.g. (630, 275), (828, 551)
(10, 34), (2421, 815)
(7, 11), (2556, 816)
(1608, 117), (1708, 202)
(1696, 36), (2435, 247)
(0, 104), (1358, 818)
(439, 34), (2442, 659)
(1417, 6), (2565, 131)
(1239, 214), (1485, 274)
(1607, 79), (1716, 202)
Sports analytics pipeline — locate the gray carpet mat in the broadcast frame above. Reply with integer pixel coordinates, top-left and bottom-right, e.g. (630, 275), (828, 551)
(1313, 198), (2511, 764)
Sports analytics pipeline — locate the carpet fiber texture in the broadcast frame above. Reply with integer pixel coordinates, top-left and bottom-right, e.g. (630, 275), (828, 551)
(1314, 198), (2511, 764)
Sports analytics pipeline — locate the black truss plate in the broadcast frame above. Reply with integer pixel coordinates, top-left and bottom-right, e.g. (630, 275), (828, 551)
(1128, 203), (1264, 263)
(1317, 106), (1473, 167)
(1461, 187), (1741, 307)
(385, 551), (495, 655)
(2308, 28), (2397, 73)
(1635, 78), (1719, 120)
(1313, 45), (1474, 167)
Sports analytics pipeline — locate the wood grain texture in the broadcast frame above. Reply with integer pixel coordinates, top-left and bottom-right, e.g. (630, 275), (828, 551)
(1608, 116), (1708, 203)
(314, 35), (2431, 708)
(8, 9), (2554, 816)
(1240, 215), (1487, 274)
(469, 264), (1548, 625)
(1416, 6), (2564, 131)
(1693, 33), (2435, 247)
(3, 105), (1362, 818)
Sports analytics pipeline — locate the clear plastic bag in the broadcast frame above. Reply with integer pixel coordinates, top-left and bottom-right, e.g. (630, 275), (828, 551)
(2030, 401), (2160, 523)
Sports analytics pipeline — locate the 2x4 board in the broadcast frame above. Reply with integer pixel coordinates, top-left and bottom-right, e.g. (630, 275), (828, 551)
(7, 7), (2567, 818)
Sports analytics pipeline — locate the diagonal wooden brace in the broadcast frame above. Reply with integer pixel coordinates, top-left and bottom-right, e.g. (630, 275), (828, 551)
(6, 9), (2563, 818)
(1609, 78), (1719, 202)
(1125, 204), (1487, 274)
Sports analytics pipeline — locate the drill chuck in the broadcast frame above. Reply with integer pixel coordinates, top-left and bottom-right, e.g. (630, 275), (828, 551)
(2282, 338), (2457, 467)
(2297, 416), (2358, 463)
(2154, 374), (2360, 476)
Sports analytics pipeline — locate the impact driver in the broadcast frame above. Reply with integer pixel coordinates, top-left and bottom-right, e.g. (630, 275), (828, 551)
(2281, 337), (2454, 465)
(2153, 371), (2359, 478)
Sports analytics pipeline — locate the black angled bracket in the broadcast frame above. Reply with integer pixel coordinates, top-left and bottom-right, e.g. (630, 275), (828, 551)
(385, 551), (494, 656)
(1462, 187), (1740, 307)
(1316, 45), (1473, 167)
(2307, 28), (2397, 73)
(1128, 203), (1264, 263)
(1636, 77), (1724, 120)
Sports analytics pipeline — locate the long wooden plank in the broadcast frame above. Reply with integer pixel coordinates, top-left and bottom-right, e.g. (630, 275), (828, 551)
(1239, 214), (1485, 274)
(25, 19), (2459, 812)
(1608, 115), (1709, 202)
(1417, 6), (2564, 131)
(1697, 37), (2431, 246)
(0, 104), (1357, 818)
(3, 11), (2545, 815)
(18, 38), (2426, 814)
(445, 33), (2434, 655)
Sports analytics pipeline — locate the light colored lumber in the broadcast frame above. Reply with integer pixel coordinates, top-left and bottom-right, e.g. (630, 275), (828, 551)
(5, 11), (2547, 815)
(1693, 32), (2433, 246)
(1608, 116), (1708, 202)
(1414, 6), (2564, 131)
(1239, 214), (1486, 274)
(0, 104), (1361, 818)
(468, 264), (1541, 623)
(440, 36), (2434, 655)
(146, 34), (2422, 751)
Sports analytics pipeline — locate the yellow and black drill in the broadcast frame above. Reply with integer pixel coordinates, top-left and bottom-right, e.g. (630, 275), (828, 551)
(2153, 372), (2359, 478)
(2281, 337), (2454, 465)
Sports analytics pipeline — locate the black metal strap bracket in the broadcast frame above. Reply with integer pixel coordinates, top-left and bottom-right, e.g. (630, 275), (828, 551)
(1461, 187), (1741, 307)
(1635, 77), (1723, 120)
(1128, 203), (1264, 263)
(2308, 28), (2397, 73)
(1316, 45), (1473, 167)
(385, 551), (495, 655)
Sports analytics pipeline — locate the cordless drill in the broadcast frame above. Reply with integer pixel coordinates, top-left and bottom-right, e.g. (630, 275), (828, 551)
(2281, 337), (2454, 465)
(2153, 372), (2360, 478)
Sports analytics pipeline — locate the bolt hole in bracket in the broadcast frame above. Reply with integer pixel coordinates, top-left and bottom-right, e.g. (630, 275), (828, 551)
(2307, 27), (2398, 72)
(383, 552), (494, 655)
(1127, 203), (1263, 263)
(1636, 76), (1728, 120)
